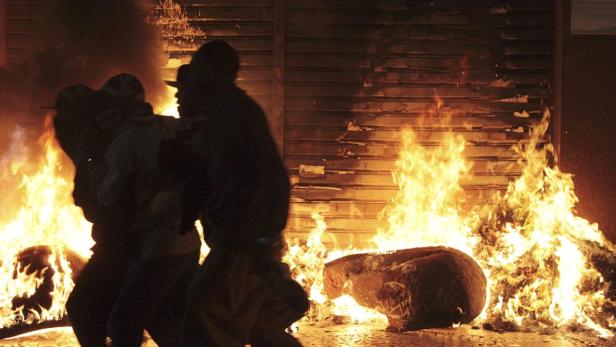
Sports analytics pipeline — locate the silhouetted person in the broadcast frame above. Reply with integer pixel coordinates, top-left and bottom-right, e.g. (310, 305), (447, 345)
(168, 64), (199, 119)
(53, 84), (95, 166)
(180, 40), (308, 347)
(54, 84), (134, 347)
(162, 64), (209, 234)
(94, 73), (201, 347)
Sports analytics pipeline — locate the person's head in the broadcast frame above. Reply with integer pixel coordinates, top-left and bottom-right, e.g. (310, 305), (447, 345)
(53, 84), (95, 162)
(94, 73), (151, 132)
(100, 73), (145, 102)
(167, 64), (198, 118)
(189, 40), (239, 91)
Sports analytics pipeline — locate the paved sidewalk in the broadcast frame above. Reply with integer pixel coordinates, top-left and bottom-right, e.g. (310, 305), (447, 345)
(0, 324), (614, 346)
(295, 323), (615, 347)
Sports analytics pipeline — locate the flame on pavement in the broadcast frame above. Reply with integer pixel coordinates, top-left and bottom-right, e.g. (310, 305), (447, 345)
(285, 109), (616, 337)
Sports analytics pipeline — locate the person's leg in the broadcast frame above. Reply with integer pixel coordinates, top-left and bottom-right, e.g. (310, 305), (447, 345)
(108, 253), (198, 347)
(66, 248), (128, 347)
(251, 331), (302, 347)
(146, 251), (199, 347)
(249, 263), (308, 347)
(180, 250), (224, 347)
(66, 256), (107, 347)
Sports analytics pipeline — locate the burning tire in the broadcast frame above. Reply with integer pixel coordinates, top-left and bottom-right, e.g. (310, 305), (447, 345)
(0, 245), (85, 339)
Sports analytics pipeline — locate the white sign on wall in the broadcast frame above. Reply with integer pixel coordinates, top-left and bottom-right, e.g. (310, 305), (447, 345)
(571, 0), (616, 34)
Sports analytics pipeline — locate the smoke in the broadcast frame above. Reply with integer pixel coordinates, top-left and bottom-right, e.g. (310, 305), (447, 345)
(1, 0), (167, 124)
(35, 0), (167, 107)
(0, 0), (171, 234)
(0, 0), (168, 155)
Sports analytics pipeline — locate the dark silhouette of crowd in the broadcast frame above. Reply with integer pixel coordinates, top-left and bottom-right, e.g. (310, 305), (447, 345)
(53, 40), (308, 347)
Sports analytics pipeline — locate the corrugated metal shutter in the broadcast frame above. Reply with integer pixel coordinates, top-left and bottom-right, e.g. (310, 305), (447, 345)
(283, 0), (553, 246)
(5, 0), (554, 248)
(157, 0), (275, 118)
(1, 1), (6, 67)
(5, 0), (46, 68)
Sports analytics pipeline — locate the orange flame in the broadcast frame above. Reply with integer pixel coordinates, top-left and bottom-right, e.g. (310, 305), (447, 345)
(0, 117), (92, 328)
(478, 110), (614, 336)
(286, 109), (616, 337)
(1, 94), (614, 338)
(0, 102), (209, 330)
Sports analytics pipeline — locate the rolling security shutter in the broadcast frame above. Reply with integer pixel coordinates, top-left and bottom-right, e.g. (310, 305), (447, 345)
(5, 0), (46, 68)
(283, 0), (553, 246)
(160, 0), (553, 247)
(157, 0), (275, 120)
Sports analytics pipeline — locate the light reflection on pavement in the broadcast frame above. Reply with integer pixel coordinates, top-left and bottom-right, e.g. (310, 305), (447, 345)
(1, 324), (615, 347)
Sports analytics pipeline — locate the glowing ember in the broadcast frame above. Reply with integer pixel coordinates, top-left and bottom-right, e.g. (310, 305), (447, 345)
(332, 295), (388, 324)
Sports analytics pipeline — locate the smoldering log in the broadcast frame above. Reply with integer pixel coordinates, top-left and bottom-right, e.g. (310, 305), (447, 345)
(0, 245), (85, 339)
(324, 246), (486, 331)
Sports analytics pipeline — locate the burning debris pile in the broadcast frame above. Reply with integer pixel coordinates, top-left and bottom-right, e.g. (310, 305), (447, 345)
(0, 246), (84, 339)
(286, 110), (616, 337)
(475, 111), (616, 335)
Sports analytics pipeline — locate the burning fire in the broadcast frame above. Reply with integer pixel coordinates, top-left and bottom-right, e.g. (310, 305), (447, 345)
(159, 85), (180, 118)
(285, 211), (388, 324)
(0, 117), (92, 328)
(286, 109), (616, 337)
(0, 102), (205, 331)
(1, 94), (614, 338)
(477, 111), (615, 336)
